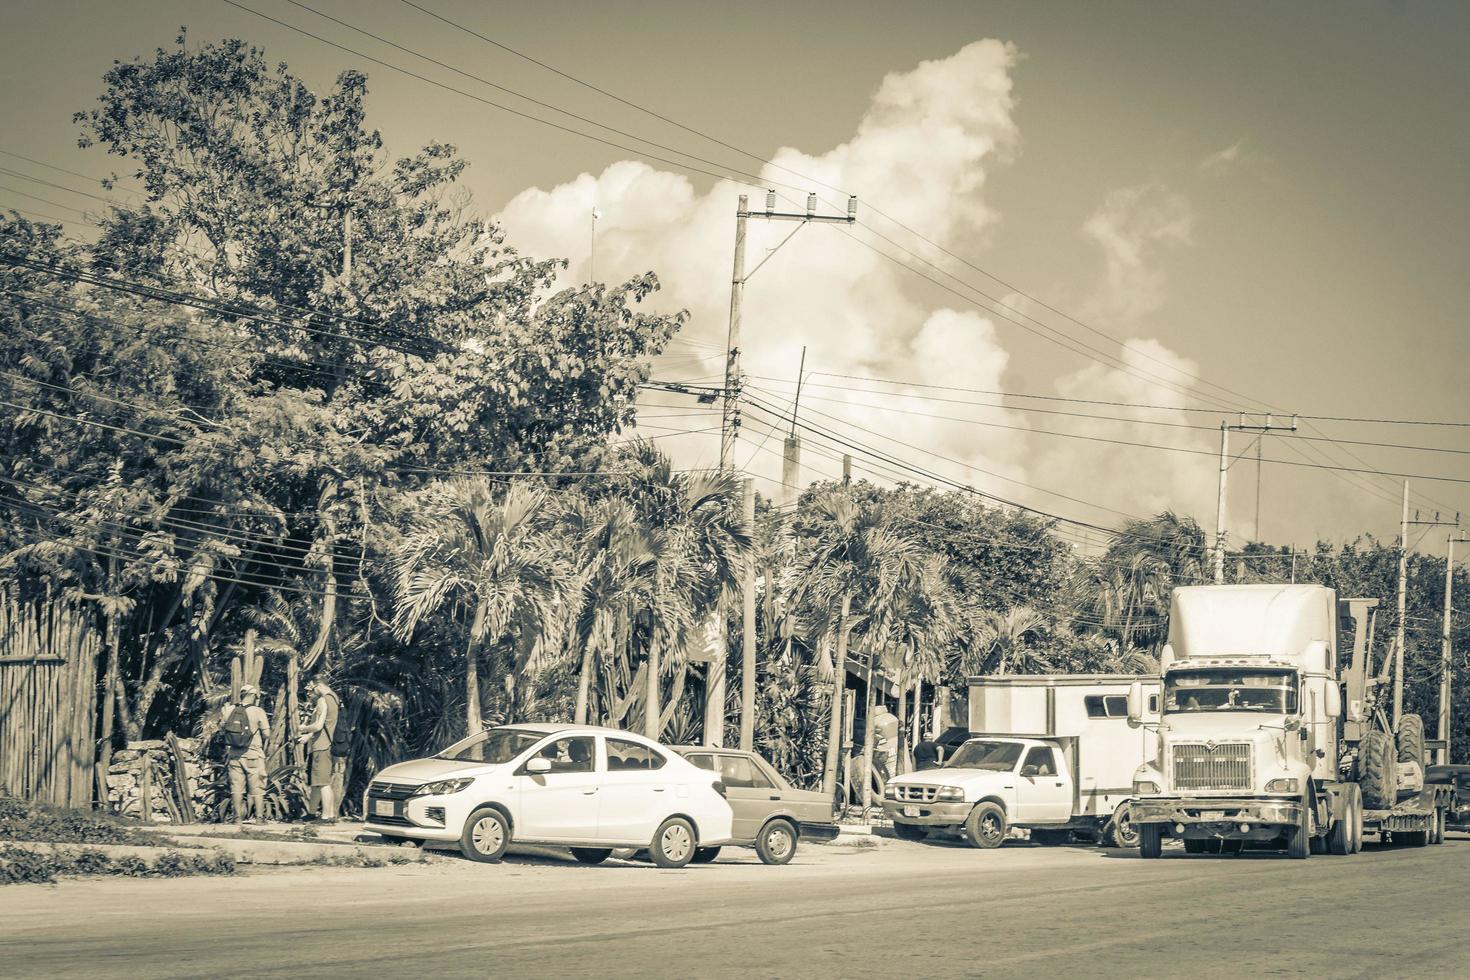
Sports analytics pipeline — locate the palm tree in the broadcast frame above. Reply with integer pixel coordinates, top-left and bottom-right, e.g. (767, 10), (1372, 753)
(1076, 511), (1208, 652)
(391, 480), (565, 735)
(966, 606), (1049, 676)
(794, 489), (924, 800)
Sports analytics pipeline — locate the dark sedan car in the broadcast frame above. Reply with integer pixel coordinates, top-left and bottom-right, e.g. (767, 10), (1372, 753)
(670, 746), (838, 864)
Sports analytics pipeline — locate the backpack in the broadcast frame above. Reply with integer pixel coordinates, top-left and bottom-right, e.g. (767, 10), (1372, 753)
(222, 705), (255, 750)
(326, 692), (351, 758)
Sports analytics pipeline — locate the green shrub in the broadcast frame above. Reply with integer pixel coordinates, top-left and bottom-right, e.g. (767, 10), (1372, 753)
(0, 797), (149, 845)
(0, 844), (60, 884)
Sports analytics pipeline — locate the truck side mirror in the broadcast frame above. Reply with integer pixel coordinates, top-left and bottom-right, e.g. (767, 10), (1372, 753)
(1324, 684), (1341, 719)
(1127, 682), (1144, 724)
(1020, 765), (1040, 777)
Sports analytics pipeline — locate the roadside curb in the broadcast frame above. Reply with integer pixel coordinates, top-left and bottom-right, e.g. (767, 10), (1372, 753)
(163, 834), (433, 865)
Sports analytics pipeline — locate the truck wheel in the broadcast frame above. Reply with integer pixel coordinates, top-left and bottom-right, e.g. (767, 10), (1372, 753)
(1139, 823), (1163, 859)
(1397, 713), (1426, 765)
(963, 802), (1007, 849)
(1356, 729), (1398, 809)
(459, 807), (511, 863)
(1030, 828), (1071, 846)
(1328, 792), (1354, 855)
(1286, 795), (1311, 859)
(1102, 803), (1140, 849)
(892, 822), (928, 842)
(756, 819), (797, 865)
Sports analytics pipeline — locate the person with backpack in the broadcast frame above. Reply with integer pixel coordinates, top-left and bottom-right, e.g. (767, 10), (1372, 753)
(298, 677), (342, 822)
(222, 684), (270, 827)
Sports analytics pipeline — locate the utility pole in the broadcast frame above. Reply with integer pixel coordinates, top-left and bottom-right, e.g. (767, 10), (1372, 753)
(1213, 414), (1298, 583)
(590, 207), (601, 282)
(1401, 499), (1460, 731)
(719, 191), (856, 469)
(739, 478), (757, 751)
(1441, 534), (1469, 764)
(342, 208), (353, 284)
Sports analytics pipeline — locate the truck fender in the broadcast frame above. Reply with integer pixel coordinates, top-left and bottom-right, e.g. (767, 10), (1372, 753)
(975, 795), (1008, 815)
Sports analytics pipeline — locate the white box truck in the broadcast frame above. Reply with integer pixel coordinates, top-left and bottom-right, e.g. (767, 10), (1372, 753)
(1128, 584), (1453, 858)
(881, 674), (1160, 848)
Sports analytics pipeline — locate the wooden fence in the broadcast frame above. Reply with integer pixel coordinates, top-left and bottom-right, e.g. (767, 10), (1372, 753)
(0, 593), (100, 807)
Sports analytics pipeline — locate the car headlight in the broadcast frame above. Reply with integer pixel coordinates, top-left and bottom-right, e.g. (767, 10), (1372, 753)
(883, 784), (898, 800)
(935, 786), (965, 803)
(1264, 777), (1299, 794)
(1133, 780), (1160, 795)
(413, 777), (473, 797)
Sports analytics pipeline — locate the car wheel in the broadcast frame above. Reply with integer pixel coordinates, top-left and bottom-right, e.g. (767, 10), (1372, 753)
(650, 817), (697, 869)
(756, 819), (798, 865)
(691, 846), (721, 864)
(569, 847), (613, 865)
(459, 807), (510, 863)
(963, 802), (1007, 849)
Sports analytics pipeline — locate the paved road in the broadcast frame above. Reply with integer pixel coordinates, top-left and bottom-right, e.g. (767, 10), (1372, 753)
(3, 832), (1468, 979)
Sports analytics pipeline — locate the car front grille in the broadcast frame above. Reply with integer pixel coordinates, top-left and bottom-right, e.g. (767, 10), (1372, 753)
(893, 785), (939, 803)
(369, 781), (418, 801)
(368, 812), (415, 827)
(1171, 743), (1251, 790)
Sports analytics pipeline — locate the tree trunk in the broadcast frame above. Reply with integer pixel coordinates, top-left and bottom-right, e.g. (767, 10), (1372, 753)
(465, 603), (486, 735)
(860, 656), (878, 810)
(896, 672), (909, 776)
(98, 591), (122, 776)
(657, 661), (688, 733)
(573, 625), (598, 725)
(821, 593), (852, 800)
(305, 481), (339, 670)
(644, 632), (661, 739)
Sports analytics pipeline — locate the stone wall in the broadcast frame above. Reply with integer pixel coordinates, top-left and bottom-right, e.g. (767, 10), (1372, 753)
(105, 739), (207, 823)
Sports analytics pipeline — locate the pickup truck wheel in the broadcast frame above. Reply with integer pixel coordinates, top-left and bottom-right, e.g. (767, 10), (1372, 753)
(756, 819), (797, 865)
(570, 848), (612, 865)
(1286, 795), (1311, 859)
(1102, 803), (1140, 849)
(459, 807), (510, 863)
(1138, 823), (1163, 858)
(691, 846), (721, 864)
(963, 802), (1007, 849)
(892, 822), (928, 842)
(650, 817), (697, 869)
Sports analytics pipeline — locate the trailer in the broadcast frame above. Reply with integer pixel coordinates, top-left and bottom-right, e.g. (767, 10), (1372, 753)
(1128, 586), (1453, 857)
(882, 674), (1159, 848)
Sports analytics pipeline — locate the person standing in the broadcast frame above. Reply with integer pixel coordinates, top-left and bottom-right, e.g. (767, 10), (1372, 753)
(298, 677), (340, 822)
(221, 684), (270, 827)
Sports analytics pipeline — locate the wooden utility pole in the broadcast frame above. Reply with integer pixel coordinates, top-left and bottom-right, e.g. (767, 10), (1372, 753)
(719, 195), (749, 470)
(1213, 414), (1298, 583)
(739, 478), (757, 751)
(1441, 535), (1468, 764)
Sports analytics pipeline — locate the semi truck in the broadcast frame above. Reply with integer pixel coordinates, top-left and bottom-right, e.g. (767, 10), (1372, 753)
(1128, 584), (1453, 858)
(882, 674), (1160, 848)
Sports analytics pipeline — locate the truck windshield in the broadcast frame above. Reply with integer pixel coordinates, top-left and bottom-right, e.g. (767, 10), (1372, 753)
(1164, 670), (1298, 714)
(945, 740), (1025, 771)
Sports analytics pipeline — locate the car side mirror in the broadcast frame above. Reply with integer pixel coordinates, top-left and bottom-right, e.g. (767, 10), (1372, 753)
(1020, 765), (1040, 777)
(526, 757), (551, 775)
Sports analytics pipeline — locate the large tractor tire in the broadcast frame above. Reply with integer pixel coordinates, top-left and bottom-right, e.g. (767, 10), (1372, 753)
(1356, 729), (1398, 810)
(1397, 713), (1426, 766)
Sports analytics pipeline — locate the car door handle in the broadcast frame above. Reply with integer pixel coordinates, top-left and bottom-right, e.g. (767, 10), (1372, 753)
(652, 787), (666, 792)
(582, 788), (598, 795)
(769, 794), (781, 800)
(1054, 782), (1064, 787)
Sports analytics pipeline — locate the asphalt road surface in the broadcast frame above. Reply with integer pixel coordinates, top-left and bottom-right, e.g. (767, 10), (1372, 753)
(4, 832), (1468, 979)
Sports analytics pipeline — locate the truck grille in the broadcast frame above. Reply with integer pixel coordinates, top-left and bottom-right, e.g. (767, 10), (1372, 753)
(1171, 743), (1251, 790)
(893, 785), (939, 803)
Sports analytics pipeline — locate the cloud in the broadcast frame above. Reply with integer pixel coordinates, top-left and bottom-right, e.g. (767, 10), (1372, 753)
(495, 41), (1032, 495)
(1080, 183), (1193, 325)
(1200, 138), (1245, 174)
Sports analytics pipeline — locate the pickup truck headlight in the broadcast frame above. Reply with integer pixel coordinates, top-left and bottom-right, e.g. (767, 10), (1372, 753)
(412, 777), (473, 797)
(1264, 777), (1299, 794)
(1133, 780), (1160, 795)
(883, 784), (898, 800)
(935, 786), (965, 803)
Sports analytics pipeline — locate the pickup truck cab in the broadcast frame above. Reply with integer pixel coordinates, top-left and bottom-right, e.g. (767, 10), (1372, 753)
(883, 737), (1074, 848)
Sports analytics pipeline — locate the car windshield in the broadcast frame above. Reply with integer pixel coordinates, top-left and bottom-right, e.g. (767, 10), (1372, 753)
(1165, 670), (1299, 714)
(435, 727), (545, 763)
(944, 740), (1025, 771)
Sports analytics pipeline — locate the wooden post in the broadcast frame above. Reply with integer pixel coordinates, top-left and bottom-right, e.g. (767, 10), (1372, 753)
(138, 750), (152, 825)
(286, 651), (301, 767)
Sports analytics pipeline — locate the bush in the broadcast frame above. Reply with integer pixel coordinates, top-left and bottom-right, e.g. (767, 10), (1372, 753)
(0, 797), (149, 845)
(0, 844), (238, 885)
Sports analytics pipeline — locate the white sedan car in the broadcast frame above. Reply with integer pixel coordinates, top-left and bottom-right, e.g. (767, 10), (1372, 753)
(363, 723), (734, 867)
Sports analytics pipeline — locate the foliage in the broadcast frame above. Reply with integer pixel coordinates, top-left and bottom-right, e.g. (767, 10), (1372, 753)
(0, 797), (152, 845)
(0, 844), (236, 885)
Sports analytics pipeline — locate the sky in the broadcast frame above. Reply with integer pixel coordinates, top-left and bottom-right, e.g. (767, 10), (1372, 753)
(2, 0), (1467, 555)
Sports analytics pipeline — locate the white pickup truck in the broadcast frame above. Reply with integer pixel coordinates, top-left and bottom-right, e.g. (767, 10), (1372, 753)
(883, 673), (1157, 848)
(883, 736), (1080, 847)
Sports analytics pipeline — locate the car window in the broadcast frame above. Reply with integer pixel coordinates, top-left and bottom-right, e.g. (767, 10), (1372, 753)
(1022, 746), (1056, 776)
(717, 755), (771, 789)
(606, 738), (667, 771)
(435, 727), (543, 764)
(684, 753), (715, 772)
(534, 736), (595, 774)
